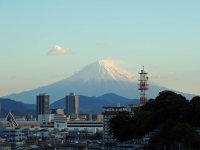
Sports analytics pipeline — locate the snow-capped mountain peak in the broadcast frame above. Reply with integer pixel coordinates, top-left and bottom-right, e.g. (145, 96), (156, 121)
(5, 59), (195, 104)
(68, 60), (137, 82)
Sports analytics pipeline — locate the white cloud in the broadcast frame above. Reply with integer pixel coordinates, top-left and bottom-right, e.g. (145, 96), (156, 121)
(47, 45), (70, 56)
(97, 42), (106, 48)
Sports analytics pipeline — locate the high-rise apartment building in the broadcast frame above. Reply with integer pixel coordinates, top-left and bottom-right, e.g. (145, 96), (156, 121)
(66, 93), (79, 119)
(36, 93), (51, 123)
(36, 93), (50, 115)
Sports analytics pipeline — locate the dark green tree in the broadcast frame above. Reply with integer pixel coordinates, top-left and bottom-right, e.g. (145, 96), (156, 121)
(109, 90), (200, 149)
(109, 111), (134, 142)
(149, 122), (200, 149)
(189, 96), (200, 126)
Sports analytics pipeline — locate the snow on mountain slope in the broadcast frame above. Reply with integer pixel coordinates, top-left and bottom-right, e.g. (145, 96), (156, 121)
(4, 60), (195, 104)
(65, 60), (137, 82)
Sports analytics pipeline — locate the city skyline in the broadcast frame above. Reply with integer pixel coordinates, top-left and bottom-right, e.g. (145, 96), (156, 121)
(0, 1), (200, 97)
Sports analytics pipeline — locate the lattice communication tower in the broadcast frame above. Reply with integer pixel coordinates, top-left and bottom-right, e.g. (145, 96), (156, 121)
(139, 66), (149, 105)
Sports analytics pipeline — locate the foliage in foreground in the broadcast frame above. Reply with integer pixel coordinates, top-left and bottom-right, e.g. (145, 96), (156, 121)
(109, 91), (200, 149)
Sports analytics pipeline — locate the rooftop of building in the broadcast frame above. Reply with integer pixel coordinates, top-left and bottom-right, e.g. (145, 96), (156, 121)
(38, 93), (49, 96)
(104, 106), (128, 108)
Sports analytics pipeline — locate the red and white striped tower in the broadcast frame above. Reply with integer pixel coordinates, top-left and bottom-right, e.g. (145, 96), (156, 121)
(139, 66), (149, 105)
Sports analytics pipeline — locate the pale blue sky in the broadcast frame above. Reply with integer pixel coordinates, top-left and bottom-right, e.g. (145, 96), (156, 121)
(0, 0), (200, 96)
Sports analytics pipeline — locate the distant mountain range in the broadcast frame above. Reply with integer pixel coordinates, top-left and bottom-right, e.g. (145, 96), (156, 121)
(0, 98), (36, 117)
(0, 93), (139, 116)
(3, 60), (196, 104)
(51, 93), (139, 114)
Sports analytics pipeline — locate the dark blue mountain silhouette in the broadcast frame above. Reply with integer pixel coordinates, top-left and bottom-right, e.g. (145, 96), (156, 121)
(0, 93), (139, 116)
(51, 93), (139, 114)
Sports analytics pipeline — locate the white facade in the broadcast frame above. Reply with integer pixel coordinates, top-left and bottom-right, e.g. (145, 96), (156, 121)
(38, 114), (51, 124)
(67, 121), (103, 133)
(54, 114), (68, 130)
(54, 122), (67, 130)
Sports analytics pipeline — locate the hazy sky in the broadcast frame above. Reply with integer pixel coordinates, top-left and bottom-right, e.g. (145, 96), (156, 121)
(0, 0), (200, 97)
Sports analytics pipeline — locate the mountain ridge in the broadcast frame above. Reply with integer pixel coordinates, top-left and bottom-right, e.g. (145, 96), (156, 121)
(1, 92), (198, 116)
(0, 93), (139, 116)
(3, 60), (196, 104)
(0, 98), (36, 117)
(51, 93), (139, 114)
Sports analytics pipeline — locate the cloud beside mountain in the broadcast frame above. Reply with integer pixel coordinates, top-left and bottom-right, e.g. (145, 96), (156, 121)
(47, 45), (70, 56)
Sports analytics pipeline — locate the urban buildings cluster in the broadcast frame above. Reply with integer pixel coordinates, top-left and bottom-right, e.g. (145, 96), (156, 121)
(0, 67), (149, 149)
(0, 93), (105, 149)
(36, 93), (103, 129)
(0, 92), (144, 149)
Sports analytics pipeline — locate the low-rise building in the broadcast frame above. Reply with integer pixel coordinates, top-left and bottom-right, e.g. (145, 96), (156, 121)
(67, 121), (103, 133)
(38, 114), (51, 124)
(0, 128), (24, 141)
(0, 112), (40, 130)
(54, 114), (68, 130)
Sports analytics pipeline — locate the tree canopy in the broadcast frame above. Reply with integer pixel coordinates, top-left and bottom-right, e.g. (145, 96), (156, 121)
(109, 91), (200, 149)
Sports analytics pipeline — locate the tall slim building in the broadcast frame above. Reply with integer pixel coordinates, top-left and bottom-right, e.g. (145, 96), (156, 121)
(36, 94), (50, 122)
(66, 93), (79, 119)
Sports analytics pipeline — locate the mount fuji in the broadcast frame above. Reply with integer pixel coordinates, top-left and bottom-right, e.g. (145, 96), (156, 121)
(4, 60), (195, 104)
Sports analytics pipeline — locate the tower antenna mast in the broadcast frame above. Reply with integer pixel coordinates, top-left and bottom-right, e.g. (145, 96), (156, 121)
(139, 66), (149, 105)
